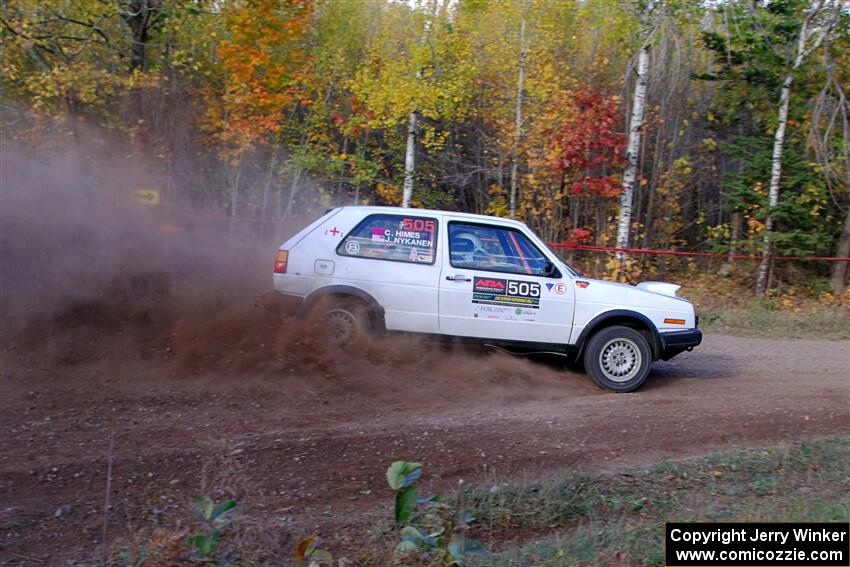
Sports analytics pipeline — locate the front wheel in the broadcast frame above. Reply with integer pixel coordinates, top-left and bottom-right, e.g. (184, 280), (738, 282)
(583, 325), (652, 392)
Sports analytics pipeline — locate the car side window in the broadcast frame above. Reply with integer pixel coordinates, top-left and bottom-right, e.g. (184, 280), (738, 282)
(448, 222), (559, 277)
(338, 214), (438, 265)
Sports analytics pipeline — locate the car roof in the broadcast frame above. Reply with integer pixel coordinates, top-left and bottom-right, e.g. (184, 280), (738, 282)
(335, 206), (527, 228)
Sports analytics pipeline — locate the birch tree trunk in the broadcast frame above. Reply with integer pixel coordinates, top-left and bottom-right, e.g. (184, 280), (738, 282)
(509, 16), (527, 219)
(615, 43), (650, 261)
(754, 73), (793, 294)
(401, 4), (436, 209)
(755, 1), (829, 294)
(402, 110), (417, 207)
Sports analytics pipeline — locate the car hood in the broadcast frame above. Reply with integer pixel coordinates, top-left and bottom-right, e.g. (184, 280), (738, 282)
(577, 277), (692, 308)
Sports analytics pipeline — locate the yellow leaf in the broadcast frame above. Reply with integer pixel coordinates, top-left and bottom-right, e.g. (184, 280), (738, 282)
(295, 536), (317, 561)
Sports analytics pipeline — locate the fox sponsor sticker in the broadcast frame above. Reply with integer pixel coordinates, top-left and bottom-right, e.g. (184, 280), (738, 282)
(472, 303), (537, 322)
(472, 277), (540, 309)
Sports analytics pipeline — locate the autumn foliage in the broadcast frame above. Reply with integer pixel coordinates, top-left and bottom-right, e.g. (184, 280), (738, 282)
(1, 0), (849, 292)
(214, 0), (313, 156)
(554, 88), (626, 199)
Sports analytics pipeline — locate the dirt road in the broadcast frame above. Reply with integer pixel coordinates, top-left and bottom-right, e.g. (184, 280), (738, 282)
(1, 299), (848, 564)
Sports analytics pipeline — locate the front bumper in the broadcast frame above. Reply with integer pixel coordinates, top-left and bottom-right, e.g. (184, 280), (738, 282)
(658, 329), (702, 361)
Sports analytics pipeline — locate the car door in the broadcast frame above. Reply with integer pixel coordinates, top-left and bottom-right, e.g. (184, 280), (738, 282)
(438, 219), (575, 344)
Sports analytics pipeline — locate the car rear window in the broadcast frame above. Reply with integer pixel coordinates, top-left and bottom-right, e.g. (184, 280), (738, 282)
(337, 214), (438, 265)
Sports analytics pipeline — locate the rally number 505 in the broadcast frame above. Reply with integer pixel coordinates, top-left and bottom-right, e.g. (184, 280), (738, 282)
(508, 280), (540, 298)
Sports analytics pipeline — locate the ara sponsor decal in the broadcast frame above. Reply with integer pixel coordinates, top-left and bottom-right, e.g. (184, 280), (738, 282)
(473, 277), (540, 308)
(473, 277), (507, 294)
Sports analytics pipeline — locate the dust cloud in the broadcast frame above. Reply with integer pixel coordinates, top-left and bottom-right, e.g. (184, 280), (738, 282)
(1, 147), (269, 322)
(0, 138), (583, 401)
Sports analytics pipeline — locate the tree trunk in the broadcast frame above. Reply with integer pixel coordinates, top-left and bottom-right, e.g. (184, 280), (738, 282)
(228, 161), (243, 238)
(122, 0), (155, 73)
(401, 6), (435, 208)
(284, 167), (302, 221)
(755, 2), (831, 294)
(259, 153), (277, 243)
(121, 0), (156, 121)
(402, 110), (417, 208)
(830, 208), (850, 293)
(616, 43), (650, 261)
(755, 73), (793, 294)
(509, 17), (527, 219)
(728, 212), (741, 261)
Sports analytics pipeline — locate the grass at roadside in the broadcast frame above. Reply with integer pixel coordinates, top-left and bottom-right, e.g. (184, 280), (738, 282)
(459, 436), (850, 566)
(674, 274), (850, 339)
(112, 437), (850, 565)
(697, 304), (850, 339)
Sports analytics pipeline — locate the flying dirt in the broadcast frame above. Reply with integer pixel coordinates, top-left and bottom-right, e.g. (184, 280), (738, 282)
(1, 149), (848, 564)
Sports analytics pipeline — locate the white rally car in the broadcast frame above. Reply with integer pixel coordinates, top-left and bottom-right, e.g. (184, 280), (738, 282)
(273, 206), (701, 392)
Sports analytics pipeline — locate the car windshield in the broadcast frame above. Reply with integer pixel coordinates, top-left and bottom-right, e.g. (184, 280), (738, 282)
(542, 242), (580, 277)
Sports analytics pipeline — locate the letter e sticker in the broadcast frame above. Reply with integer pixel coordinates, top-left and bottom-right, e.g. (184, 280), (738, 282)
(554, 282), (567, 295)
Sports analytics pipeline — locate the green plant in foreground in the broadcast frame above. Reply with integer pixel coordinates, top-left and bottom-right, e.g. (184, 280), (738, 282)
(186, 496), (237, 563)
(388, 461), (486, 566)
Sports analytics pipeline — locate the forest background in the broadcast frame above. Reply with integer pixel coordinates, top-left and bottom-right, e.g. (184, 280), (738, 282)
(2, 0), (850, 299)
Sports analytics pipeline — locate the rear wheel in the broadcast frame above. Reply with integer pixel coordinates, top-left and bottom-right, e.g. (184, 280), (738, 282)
(320, 299), (373, 349)
(583, 325), (651, 392)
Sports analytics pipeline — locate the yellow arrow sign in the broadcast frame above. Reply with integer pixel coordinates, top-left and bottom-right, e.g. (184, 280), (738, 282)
(132, 188), (160, 206)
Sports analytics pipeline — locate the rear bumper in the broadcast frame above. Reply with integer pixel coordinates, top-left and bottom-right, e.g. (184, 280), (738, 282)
(658, 329), (702, 361)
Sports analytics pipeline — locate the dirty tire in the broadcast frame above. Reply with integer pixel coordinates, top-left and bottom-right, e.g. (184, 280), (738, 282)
(321, 298), (373, 350)
(583, 325), (651, 392)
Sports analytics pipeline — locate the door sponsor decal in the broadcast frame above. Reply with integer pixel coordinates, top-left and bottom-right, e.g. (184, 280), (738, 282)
(473, 278), (507, 295)
(472, 277), (540, 311)
(472, 303), (538, 322)
(544, 282), (567, 294)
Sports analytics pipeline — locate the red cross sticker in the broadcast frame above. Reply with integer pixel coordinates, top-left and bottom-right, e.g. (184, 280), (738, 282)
(328, 227), (340, 236)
